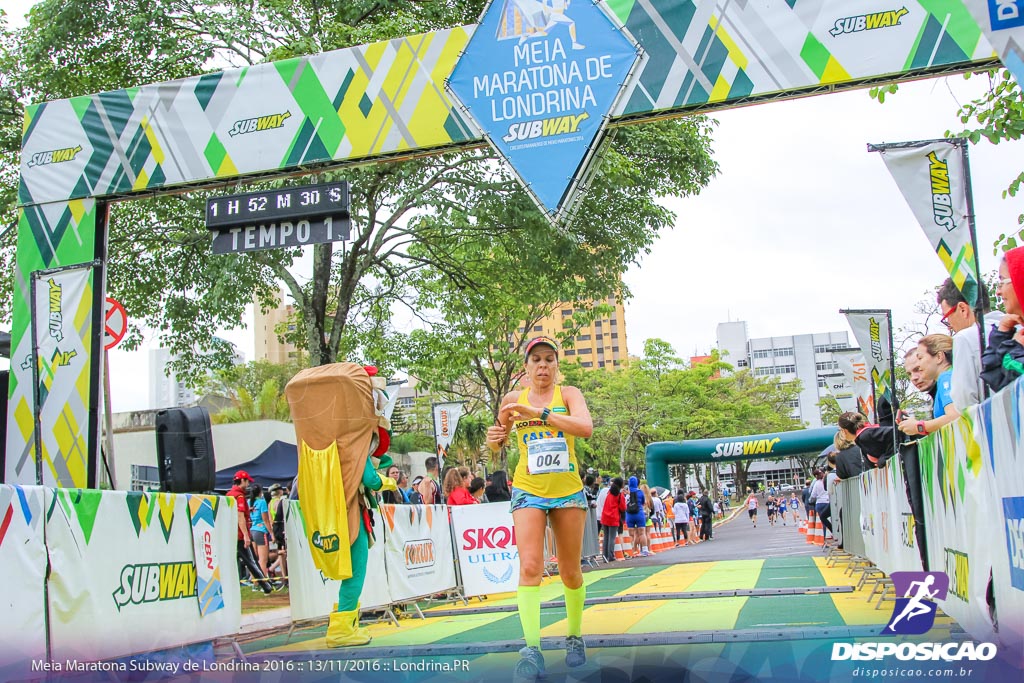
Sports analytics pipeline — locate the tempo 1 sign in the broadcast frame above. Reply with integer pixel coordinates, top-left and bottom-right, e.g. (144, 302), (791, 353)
(206, 181), (351, 254)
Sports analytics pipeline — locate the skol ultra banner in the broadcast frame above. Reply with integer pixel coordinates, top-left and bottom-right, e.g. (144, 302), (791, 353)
(974, 378), (1024, 653)
(285, 501), (390, 621)
(843, 311), (893, 408)
(874, 139), (979, 305)
(380, 504), (457, 602)
(450, 502), (519, 598)
(19, 262), (98, 487)
(432, 402), (466, 468)
(0, 485), (47, 679)
(962, 0), (1024, 84)
(44, 488), (240, 662)
(916, 412), (999, 642)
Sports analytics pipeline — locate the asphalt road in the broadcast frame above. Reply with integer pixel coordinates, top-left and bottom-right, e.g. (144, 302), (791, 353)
(601, 501), (826, 569)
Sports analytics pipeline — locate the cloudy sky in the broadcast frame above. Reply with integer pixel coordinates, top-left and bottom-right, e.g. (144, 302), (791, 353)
(4, 2), (1023, 411)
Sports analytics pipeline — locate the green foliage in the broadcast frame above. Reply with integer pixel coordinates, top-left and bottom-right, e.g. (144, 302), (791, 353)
(211, 378), (291, 423)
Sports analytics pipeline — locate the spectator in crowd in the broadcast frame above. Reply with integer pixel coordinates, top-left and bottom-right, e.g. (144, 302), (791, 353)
(650, 490), (665, 533)
(268, 483), (288, 587)
(641, 483), (657, 550)
(624, 477), (648, 557)
(982, 246), (1024, 393)
(444, 466), (477, 505)
(485, 469), (513, 503)
(937, 278), (1002, 411)
(809, 469), (831, 546)
(418, 456), (442, 504)
(898, 335), (957, 438)
(249, 483), (280, 590)
(801, 479), (813, 522)
(227, 471), (273, 594)
(595, 476), (611, 536)
(408, 476), (424, 504)
(672, 491), (690, 547)
(697, 490), (714, 541)
(600, 477), (626, 562)
(583, 474), (598, 509)
(380, 465), (409, 504)
(470, 477), (487, 502)
(833, 431), (866, 480)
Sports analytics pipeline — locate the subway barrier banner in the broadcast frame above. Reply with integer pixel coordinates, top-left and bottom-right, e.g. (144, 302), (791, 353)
(962, 0), (1024, 85)
(976, 377), (1024, 653)
(858, 469), (887, 565)
(835, 349), (875, 421)
(874, 139), (978, 305)
(835, 478), (865, 559)
(879, 455), (923, 574)
(0, 485), (47, 679)
(286, 501), (390, 621)
(432, 402), (466, 469)
(450, 503), (519, 598)
(23, 263), (96, 488)
(44, 488), (241, 662)
(843, 311), (893, 406)
(380, 504), (457, 602)
(187, 495), (225, 616)
(917, 412), (998, 642)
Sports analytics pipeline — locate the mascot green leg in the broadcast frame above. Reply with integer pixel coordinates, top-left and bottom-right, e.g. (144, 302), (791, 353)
(327, 524), (371, 647)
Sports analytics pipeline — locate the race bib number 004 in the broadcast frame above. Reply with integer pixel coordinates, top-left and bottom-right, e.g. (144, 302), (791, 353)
(527, 438), (570, 475)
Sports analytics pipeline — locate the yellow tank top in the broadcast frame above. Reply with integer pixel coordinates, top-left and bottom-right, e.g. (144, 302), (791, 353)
(511, 386), (583, 498)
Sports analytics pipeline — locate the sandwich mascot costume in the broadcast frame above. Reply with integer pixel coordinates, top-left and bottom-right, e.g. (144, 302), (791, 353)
(285, 362), (397, 647)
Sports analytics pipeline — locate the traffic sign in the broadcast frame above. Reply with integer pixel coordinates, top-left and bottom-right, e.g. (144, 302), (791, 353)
(104, 297), (127, 350)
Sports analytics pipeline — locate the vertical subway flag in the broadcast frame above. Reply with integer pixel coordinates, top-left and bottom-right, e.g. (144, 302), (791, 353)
(28, 264), (96, 486)
(843, 311), (894, 410)
(872, 139), (978, 305)
(433, 402), (466, 469)
(835, 350), (875, 421)
(961, 0), (1024, 85)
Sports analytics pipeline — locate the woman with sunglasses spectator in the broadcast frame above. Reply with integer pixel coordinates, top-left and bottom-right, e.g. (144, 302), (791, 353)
(982, 246), (1024, 392)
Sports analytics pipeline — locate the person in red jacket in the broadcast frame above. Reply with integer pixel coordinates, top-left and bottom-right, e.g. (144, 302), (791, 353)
(445, 466), (478, 505)
(227, 470), (273, 594)
(599, 477), (626, 562)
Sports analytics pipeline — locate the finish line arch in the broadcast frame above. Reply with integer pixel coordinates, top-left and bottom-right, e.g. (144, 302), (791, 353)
(645, 427), (837, 489)
(6, 2), (1013, 487)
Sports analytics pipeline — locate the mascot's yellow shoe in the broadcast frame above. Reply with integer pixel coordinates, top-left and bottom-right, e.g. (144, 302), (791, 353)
(326, 609), (371, 647)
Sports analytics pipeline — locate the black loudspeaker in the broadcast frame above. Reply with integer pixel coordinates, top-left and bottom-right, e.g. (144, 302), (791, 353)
(155, 406), (216, 493)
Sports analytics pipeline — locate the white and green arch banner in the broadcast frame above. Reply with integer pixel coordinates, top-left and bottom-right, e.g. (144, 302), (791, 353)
(11, 1), (1024, 487)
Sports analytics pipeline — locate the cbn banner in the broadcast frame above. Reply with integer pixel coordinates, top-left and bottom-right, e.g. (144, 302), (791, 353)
(843, 311), (893, 408)
(975, 378), (1024, 652)
(917, 413), (998, 642)
(380, 504), (457, 602)
(0, 485), (47, 679)
(45, 489), (241, 662)
(450, 503), (519, 598)
(187, 495), (226, 616)
(432, 402), (466, 468)
(285, 501), (390, 621)
(874, 140), (979, 305)
(962, 0), (1024, 85)
(835, 350), (874, 421)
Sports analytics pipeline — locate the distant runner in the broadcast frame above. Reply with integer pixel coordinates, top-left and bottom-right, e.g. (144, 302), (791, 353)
(746, 490), (758, 528)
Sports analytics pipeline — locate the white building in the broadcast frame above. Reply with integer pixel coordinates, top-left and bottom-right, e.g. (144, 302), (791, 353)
(148, 340), (245, 410)
(716, 321), (854, 429)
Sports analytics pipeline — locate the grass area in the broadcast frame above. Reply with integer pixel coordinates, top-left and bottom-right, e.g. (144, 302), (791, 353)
(239, 583), (291, 614)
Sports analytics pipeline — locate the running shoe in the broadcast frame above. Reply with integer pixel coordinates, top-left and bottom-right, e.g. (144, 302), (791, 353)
(565, 636), (587, 668)
(514, 646), (547, 681)
(640, 549), (650, 557)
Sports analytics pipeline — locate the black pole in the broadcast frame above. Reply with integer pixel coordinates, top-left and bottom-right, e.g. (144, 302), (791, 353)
(958, 140), (990, 399)
(886, 309), (899, 457)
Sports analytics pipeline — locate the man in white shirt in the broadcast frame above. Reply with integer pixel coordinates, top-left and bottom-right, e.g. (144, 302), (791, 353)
(936, 279), (1002, 412)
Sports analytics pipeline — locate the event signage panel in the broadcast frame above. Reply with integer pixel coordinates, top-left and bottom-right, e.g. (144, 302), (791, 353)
(446, 0), (642, 221)
(206, 181), (351, 254)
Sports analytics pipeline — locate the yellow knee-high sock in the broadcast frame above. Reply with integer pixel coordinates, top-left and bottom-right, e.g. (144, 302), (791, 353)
(517, 586), (542, 648)
(564, 584), (585, 638)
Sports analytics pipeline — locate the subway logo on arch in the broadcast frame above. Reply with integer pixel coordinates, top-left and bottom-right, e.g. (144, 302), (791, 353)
(112, 562), (196, 611)
(711, 437), (780, 457)
(502, 112), (589, 143)
(228, 111), (291, 137)
(27, 145), (83, 168)
(830, 7), (909, 36)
